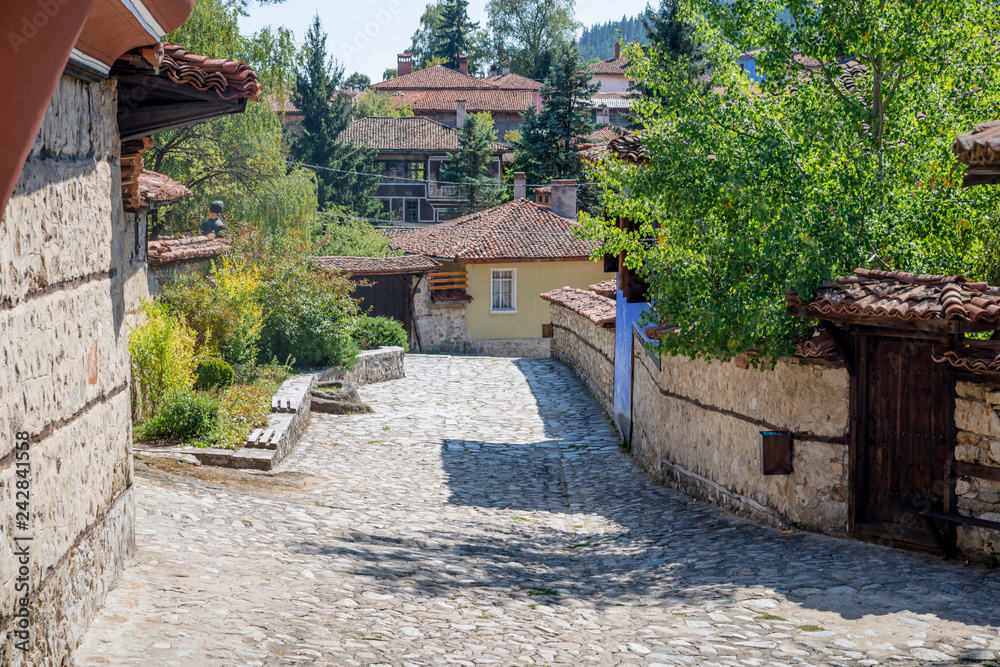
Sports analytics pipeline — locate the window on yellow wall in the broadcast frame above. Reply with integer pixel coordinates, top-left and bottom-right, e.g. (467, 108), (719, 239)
(491, 268), (516, 312)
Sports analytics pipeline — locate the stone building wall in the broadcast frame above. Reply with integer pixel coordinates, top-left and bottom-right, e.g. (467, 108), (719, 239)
(549, 303), (615, 417)
(412, 276), (469, 353)
(630, 341), (851, 533)
(0, 76), (140, 666)
(953, 380), (1000, 559)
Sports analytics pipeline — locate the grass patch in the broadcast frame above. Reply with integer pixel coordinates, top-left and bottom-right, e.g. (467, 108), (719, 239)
(757, 614), (786, 621)
(799, 625), (825, 632)
(528, 589), (560, 597)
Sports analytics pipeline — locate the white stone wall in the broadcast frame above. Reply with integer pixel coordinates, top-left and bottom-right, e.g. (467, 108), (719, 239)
(549, 303), (615, 416)
(464, 338), (551, 358)
(953, 381), (1000, 559)
(630, 347), (850, 533)
(412, 276), (469, 352)
(0, 76), (140, 666)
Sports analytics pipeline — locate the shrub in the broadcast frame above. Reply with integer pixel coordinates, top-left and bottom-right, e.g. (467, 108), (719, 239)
(139, 389), (220, 441)
(129, 301), (198, 417)
(194, 357), (235, 390)
(352, 316), (408, 352)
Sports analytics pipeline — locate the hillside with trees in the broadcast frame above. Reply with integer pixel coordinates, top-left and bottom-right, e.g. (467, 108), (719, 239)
(578, 15), (648, 62)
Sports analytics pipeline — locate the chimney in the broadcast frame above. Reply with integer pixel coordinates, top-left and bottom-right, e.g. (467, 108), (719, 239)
(550, 179), (578, 218)
(513, 172), (526, 200)
(398, 53), (413, 77)
(614, 42), (621, 59)
(455, 100), (467, 128)
(502, 60), (511, 76)
(597, 104), (610, 125)
(459, 54), (468, 75)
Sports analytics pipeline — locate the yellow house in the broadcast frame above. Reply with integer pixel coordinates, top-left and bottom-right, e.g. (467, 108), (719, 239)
(393, 180), (608, 356)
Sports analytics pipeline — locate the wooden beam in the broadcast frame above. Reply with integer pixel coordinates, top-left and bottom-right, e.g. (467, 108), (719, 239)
(820, 321), (855, 377)
(953, 461), (1000, 482)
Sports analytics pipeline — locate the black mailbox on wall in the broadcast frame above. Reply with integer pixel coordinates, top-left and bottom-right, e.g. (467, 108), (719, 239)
(761, 431), (793, 475)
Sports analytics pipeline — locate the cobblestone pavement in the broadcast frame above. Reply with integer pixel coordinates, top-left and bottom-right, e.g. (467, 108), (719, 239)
(75, 356), (1000, 667)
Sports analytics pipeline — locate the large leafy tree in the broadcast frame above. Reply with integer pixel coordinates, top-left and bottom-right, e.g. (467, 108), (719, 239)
(580, 0), (1000, 365)
(485, 0), (579, 81)
(290, 15), (381, 217)
(153, 0), (317, 237)
(514, 45), (599, 186)
(442, 112), (505, 214)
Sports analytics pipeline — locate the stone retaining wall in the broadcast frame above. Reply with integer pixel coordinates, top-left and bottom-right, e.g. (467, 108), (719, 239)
(631, 341), (851, 533)
(549, 303), (615, 417)
(953, 380), (1000, 559)
(413, 276), (469, 352)
(325, 347), (406, 385)
(0, 76), (139, 666)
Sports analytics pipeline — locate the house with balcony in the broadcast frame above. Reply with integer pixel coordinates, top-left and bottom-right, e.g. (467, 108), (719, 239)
(338, 116), (512, 224)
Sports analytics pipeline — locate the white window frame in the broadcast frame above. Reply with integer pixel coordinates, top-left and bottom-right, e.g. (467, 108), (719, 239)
(490, 268), (517, 313)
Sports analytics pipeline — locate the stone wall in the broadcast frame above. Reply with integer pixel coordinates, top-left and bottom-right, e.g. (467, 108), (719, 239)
(549, 303), (615, 417)
(464, 337), (551, 358)
(953, 380), (1000, 559)
(0, 76), (139, 666)
(145, 257), (213, 300)
(324, 347), (406, 386)
(412, 276), (469, 353)
(631, 339), (851, 533)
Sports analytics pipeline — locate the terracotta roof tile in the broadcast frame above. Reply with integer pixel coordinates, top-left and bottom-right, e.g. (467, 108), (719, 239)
(589, 278), (618, 299)
(138, 169), (192, 207)
(432, 288), (473, 303)
(161, 44), (263, 102)
(588, 56), (629, 76)
(147, 234), (231, 267)
(584, 125), (629, 144)
(372, 65), (496, 91)
(314, 255), (440, 276)
(787, 268), (1000, 325)
(383, 89), (536, 113)
(339, 117), (510, 152)
(606, 133), (650, 164)
(794, 331), (840, 360)
(954, 120), (1000, 165)
(933, 343), (1000, 374)
(483, 72), (542, 91)
(541, 287), (616, 326)
(390, 199), (598, 262)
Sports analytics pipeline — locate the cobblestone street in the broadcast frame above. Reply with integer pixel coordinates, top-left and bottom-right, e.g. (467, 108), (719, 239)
(74, 355), (1000, 667)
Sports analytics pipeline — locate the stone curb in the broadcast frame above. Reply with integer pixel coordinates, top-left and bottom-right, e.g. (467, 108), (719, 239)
(144, 347), (407, 471)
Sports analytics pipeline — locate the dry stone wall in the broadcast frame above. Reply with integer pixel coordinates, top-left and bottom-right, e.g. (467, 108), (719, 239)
(549, 303), (615, 417)
(953, 380), (1000, 559)
(631, 344), (851, 533)
(413, 276), (469, 352)
(0, 76), (138, 666)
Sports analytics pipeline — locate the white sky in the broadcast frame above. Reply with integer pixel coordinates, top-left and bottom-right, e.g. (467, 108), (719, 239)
(238, 0), (654, 82)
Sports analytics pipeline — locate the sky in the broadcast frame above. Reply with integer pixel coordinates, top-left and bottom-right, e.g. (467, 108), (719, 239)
(238, 0), (654, 83)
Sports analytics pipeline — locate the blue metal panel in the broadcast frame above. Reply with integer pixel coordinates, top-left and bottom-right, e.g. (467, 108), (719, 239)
(613, 285), (650, 444)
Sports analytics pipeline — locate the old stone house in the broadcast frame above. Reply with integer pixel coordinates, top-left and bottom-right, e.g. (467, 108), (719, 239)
(337, 117), (512, 224)
(391, 180), (606, 357)
(0, 3), (260, 663)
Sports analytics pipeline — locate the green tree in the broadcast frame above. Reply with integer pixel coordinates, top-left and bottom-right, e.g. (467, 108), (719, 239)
(579, 14), (649, 62)
(408, 2), (445, 70)
(641, 0), (703, 67)
(442, 112), (505, 214)
(314, 209), (404, 257)
(579, 0), (1000, 366)
(345, 72), (371, 90)
(291, 14), (382, 217)
(352, 91), (414, 119)
(485, 0), (579, 81)
(434, 0), (480, 71)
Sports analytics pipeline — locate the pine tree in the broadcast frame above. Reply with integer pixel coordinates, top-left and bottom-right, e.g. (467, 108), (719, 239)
(641, 0), (706, 74)
(290, 15), (381, 217)
(433, 0), (479, 72)
(442, 112), (504, 214)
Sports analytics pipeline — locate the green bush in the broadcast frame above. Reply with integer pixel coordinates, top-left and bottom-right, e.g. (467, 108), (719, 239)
(194, 357), (235, 390)
(128, 301), (198, 418)
(139, 389), (220, 441)
(352, 316), (409, 352)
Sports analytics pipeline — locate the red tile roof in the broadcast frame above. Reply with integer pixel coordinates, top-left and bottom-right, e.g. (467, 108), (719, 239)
(589, 278), (618, 299)
(383, 89), (536, 113)
(606, 133), (650, 164)
(933, 343), (1000, 374)
(161, 44), (263, 102)
(138, 169), (192, 208)
(338, 117), (510, 153)
(795, 331), (840, 360)
(390, 199), (598, 263)
(147, 234), (231, 267)
(588, 56), (629, 76)
(484, 73), (542, 91)
(584, 125), (629, 144)
(373, 65), (496, 91)
(541, 287), (616, 326)
(954, 120), (1000, 165)
(787, 269), (1000, 328)
(313, 255), (440, 276)
(432, 288), (473, 303)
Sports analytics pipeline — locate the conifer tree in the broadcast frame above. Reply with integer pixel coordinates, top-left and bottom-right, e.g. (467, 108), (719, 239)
(641, 0), (706, 74)
(290, 14), (381, 217)
(434, 0), (480, 72)
(442, 112), (504, 214)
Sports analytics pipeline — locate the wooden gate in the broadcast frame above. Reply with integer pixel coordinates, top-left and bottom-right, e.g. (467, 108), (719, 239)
(352, 275), (412, 338)
(851, 332), (956, 551)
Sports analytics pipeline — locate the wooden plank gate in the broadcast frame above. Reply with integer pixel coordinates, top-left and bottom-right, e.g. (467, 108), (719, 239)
(352, 275), (413, 339)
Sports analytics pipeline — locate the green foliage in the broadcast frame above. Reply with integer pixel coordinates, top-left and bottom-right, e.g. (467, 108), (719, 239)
(442, 112), (505, 214)
(433, 0), (480, 72)
(139, 389), (221, 441)
(258, 254), (360, 370)
(346, 72), (371, 90)
(579, 0), (1000, 366)
(352, 91), (414, 119)
(485, 0), (579, 81)
(129, 301), (198, 417)
(194, 357), (235, 391)
(291, 15), (382, 217)
(579, 15), (649, 63)
(641, 0), (706, 73)
(315, 211), (404, 257)
(352, 316), (409, 352)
